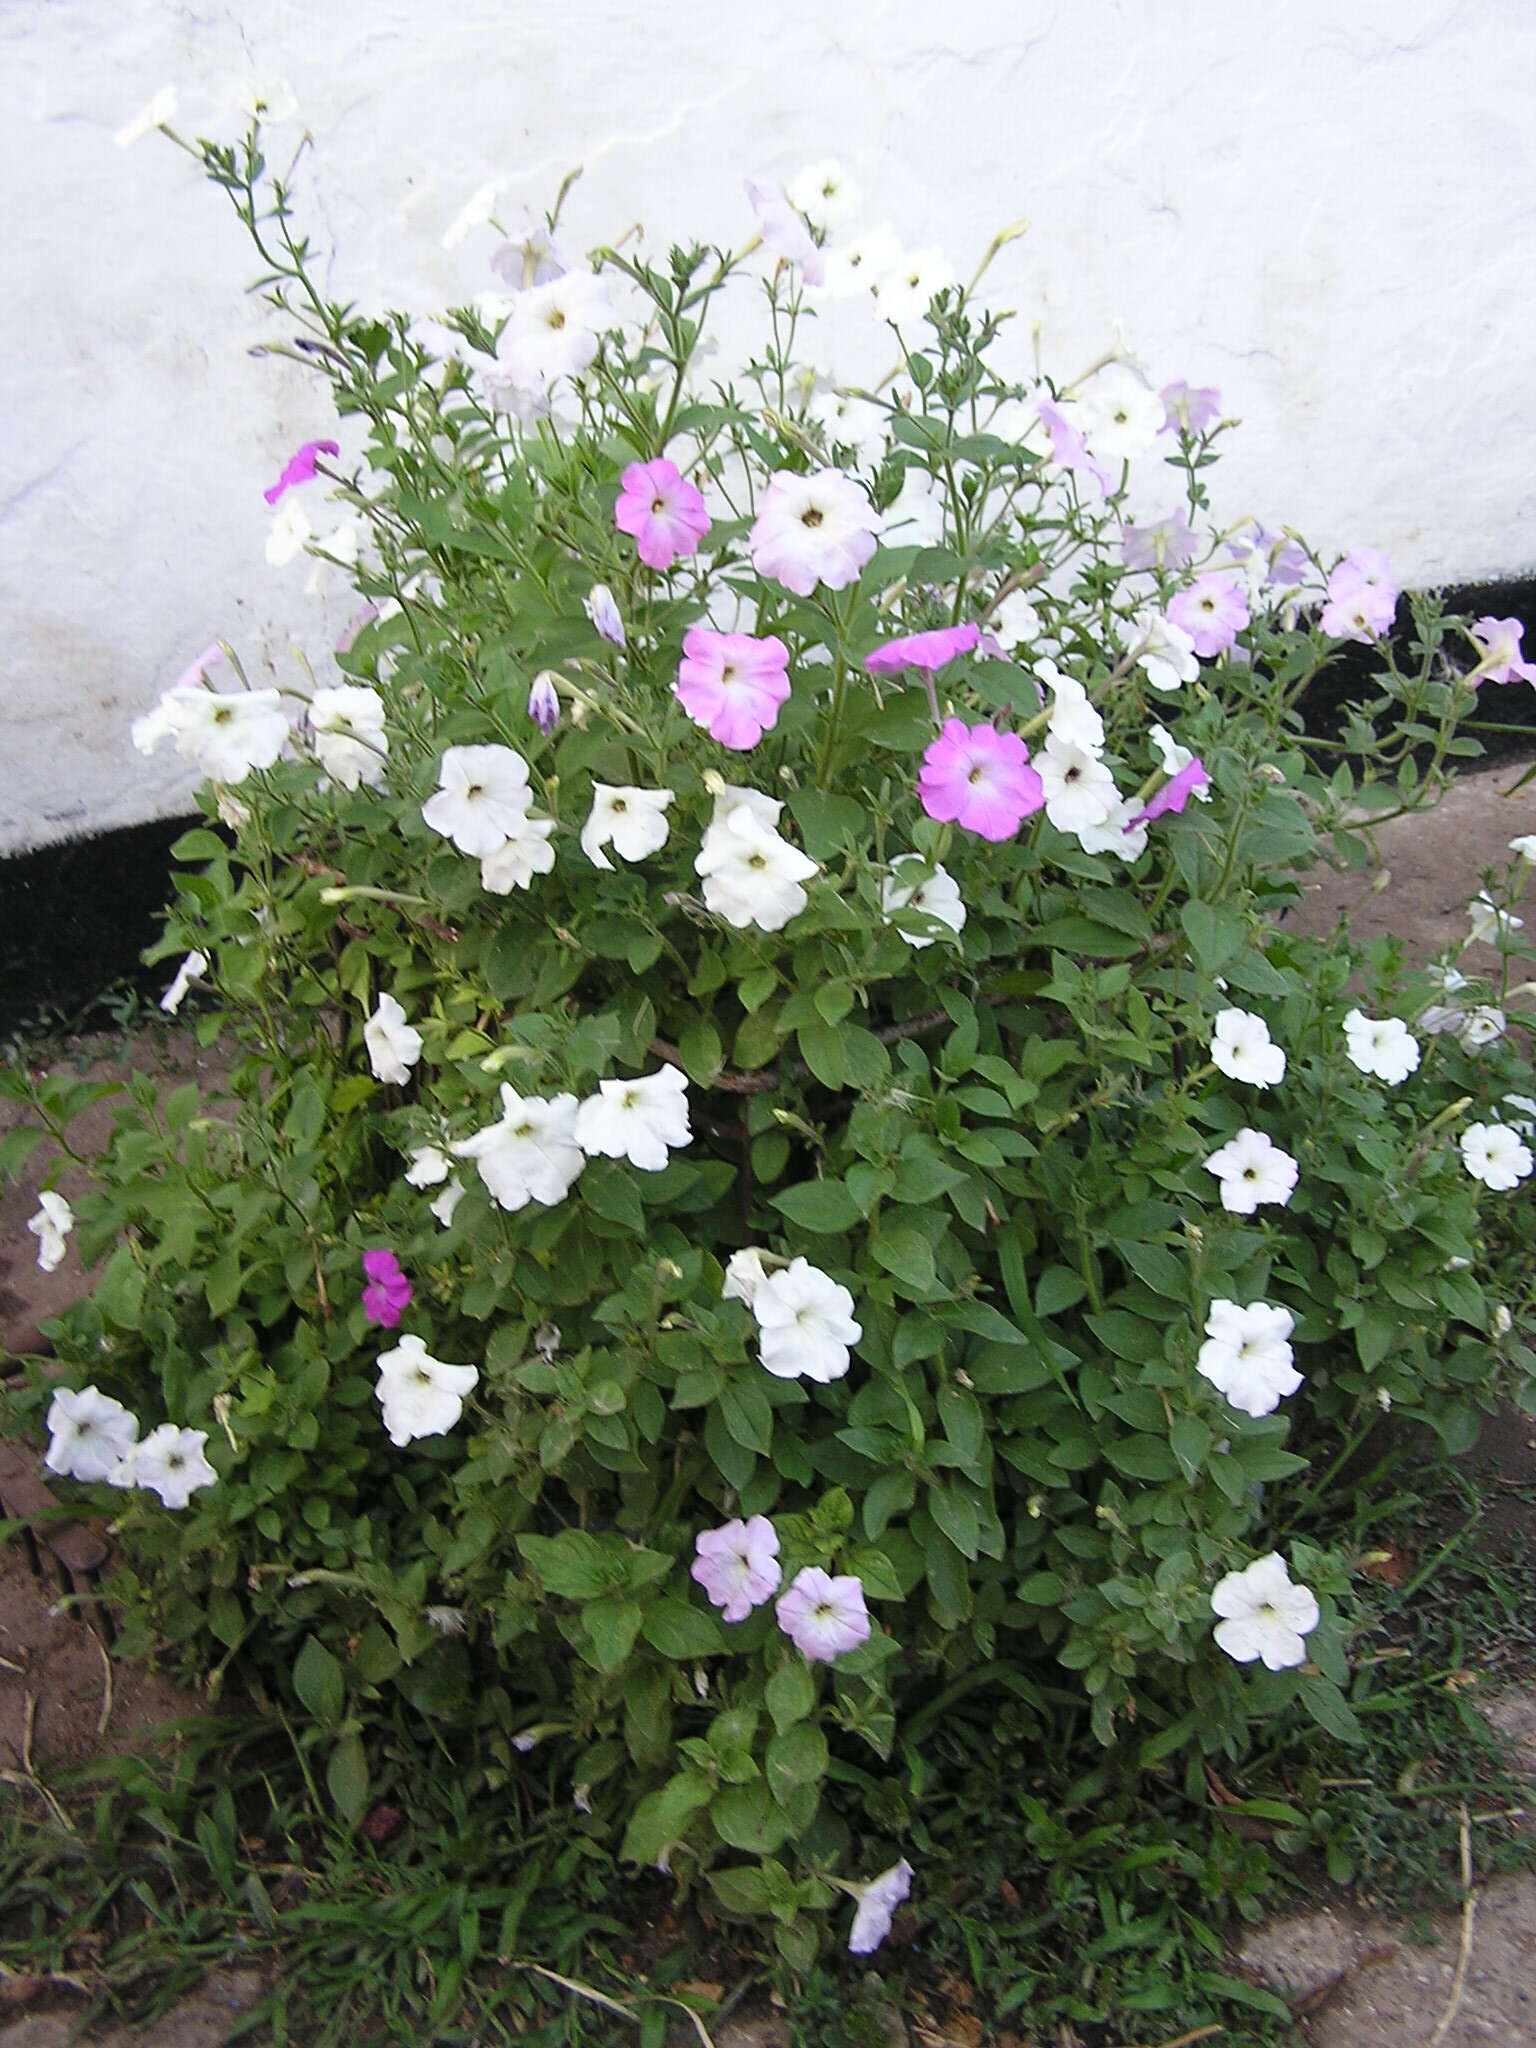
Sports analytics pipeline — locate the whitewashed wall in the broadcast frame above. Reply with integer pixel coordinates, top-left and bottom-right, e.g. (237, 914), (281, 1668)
(3, 0), (1534, 853)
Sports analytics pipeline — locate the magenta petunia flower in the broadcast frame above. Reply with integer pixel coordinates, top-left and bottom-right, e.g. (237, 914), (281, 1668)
(1160, 380), (1222, 435)
(263, 439), (340, 506)
(674, 626), (791, 750)
(361, 1248), (412, 1328)
(1129, 756), (1209, 830)
(864, 621), (980, 676)
(613, 458), (711, 571)
(1470, 616), (1536, 686)
(917, 718), (1044, 841)
(1167, 575), (1249, 659)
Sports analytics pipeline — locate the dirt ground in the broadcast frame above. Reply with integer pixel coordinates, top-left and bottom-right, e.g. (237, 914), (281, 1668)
(3, 763), (1536, 2046)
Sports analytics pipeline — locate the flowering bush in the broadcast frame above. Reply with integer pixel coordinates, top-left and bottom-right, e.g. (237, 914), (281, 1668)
(9, 114), (1536, 1964)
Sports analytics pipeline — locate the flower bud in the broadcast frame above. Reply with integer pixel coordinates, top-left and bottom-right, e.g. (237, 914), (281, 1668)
(583, 583), (626, 648)
(527, 670), (561, 734)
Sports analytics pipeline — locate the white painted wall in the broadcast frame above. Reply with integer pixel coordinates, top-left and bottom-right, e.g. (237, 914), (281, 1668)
(3, 0), (1534, 853)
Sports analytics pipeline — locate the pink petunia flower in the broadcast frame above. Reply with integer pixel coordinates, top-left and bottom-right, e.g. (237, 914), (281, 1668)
(613, 458), (711, 571)
(775, 1566), (870, 1662)
(361, 1248), (412, 1328)
(1128, 756), (1209, 831)
(1470, 616), (1536, 686)
(917, 719), (1044, 841)
(263, 439), (340, 506)
(690, 1516), (782, 1622)
(1120, 515), (1197, 573)
(674, 627), (791, 750)
(1167, 575), (1249, 659)
(1034, 397), (1112, 494)
(864, 621), (980, 676)
(1160, 380), (1222, 435)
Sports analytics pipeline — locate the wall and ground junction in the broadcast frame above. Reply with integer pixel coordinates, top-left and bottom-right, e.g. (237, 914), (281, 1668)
(2, 0), (1534, 860)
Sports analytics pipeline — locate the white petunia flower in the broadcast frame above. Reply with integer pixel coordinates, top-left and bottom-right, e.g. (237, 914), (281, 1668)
(304, 519), (361, 597)
(421, 745), (533, 856)
(130, 1424), (217, 1510)
(1196, 1300), (1301, 1417)
(27, 1192), (75, 1273)
(375, 1335), (479, 1447)
(1077, 796), (1149, 861)
(787, 159), (862, 234)
(695, 804), (819, 931)
(429, 1178), (467, 1227)
(884, 466), (947, 548)
(706, 780), (784, 832)
(1210, 1008), (1285, 1088)
(495, 271), (612, 393)
(807, 386), (888, 470)
(1041, 665), (1105, 756)
(1509, 834), (1536, 862)
(451, 1086), (585, 1210)
(489, 216), (567, 289)
(1210, 1553), (1319, 1671)
(575, 1066), (692, 1171)
(749, 469), (880, 597)
(265, 498), (312, 567)
(45, 1385), (138, 1482)
(872, 246), (956, 327)
(133, 687), (289, 785)
(1127, 609), (1201, 694)
(114, 84), (178, 149)
(721, 1247), (770, 1307)
(881, 856), (966, 949)
(159, 949), (208, 1014)
(1036, 736), (1119, 836)
(1202, 1128), (1299, 1214)
(1343, 1010), (1420, 1086)
(364, 994), (424, 1086)
(580, 784), (675, 870)
(309, 685), (388, 791)
(1459, 1005), (1506, 1049)
(1501, 1092), (1536, 1136)
(404, 1145), (452, 1188)
(990, 589), (1044, 649)
(1460, 1121), (1534, 1192)
(443, 176), (508, 249)
(1073, 366), (1164, 462)
(1468, 892), (1523, 945)
(848, 1858), (915, 1956)
(753, 1257), (862, 1382)
(479, 812), (557, 894)
(235, 76), (298, 122)
(814, 222), (902, 300)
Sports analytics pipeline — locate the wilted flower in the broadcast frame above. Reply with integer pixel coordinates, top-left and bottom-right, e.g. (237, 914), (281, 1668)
(580, 784), (675, 870)
(45, 1385), (138, 1483)
(452, 1086), (585, 1210)
(1343, 1010), (1420, 1086)
(918, 719), (1043, 841)
(1211, 1008), (1285, 1088)
(28, 1191), (75, 1273)
(1130, 755), (1209, 829)
(675, 628), (792, 750)
(881, 856), (966, 948)
(429, 1179), (467, 1227)
(364, 994), (423, 1086)
(421, 745), (533, 856)
(1210, 1553), (1318, 1670)
(375, 1335), (479, 1447)
(753, 1257), (861, 1382)
(721, 1247), (770, 1306)
(159, 949), (208, 1014)
(1034, 396), (1111, 494)
(131, 1425), (218, 1510)
(776, 1567), (871, 1661)
(1203, 1129), (1299, 1214)
(848, 1859), (914, 1955)
(1460, 1006), (1506, 1048)
(613, 458), (711, 571)
(576, 1067), (692, 1170)
(690, 1516), (782, 1621)
(1460, 1121), (1534, 1192)
(750, 469), (880, 595)
(1197, 1300), (1301, 1417)
(361, 1249), (412, 1329)
(405, 1146), (452, 1189)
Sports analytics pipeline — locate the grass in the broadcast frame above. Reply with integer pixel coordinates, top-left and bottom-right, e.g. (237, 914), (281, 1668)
(1, 1422), (1533, 2046)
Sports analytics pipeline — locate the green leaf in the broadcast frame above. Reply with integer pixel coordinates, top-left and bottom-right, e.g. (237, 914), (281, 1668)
(719, 1380), (774, 1455)
(582, 1163), (647, 1233)
(293, 1636), (345, 1725)
(678, 1018), (723, 1085)
(326, 1734), (369, 1827)
(641, 1598), (725, 1660)
(872, 1226), (937, 1295)
(796, 1020), (846, 1088)
(765, 1659), (817, 1733)
(1170, 1416), (1213, 1481)
(1035, 1266), (1087, 1317)
(927, 1485), (981, 1559)
(937, 1385), (984, 1466)
(1104, 1435), (1179, 1481)
(765, 1723), (829, 1807)
(711, 1780), (796, 1853)
(1180, 899), (1246, 974)
(708, 1865), (777, 1916)
(517, 1531), (619, 1602)
(1298, 1673), (1363, 1745)
(583, 1596), (643, 1673)
(620, 1771), (714, 1863)
(770, 1178), (862, 1233)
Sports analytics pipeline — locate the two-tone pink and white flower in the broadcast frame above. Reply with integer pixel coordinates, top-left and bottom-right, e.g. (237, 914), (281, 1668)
(750, 469), (880, 596)
(675, 629), (791, 750)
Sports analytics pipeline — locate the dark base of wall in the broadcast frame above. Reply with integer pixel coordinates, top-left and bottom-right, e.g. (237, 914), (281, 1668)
(2, 578), (1532, 1041)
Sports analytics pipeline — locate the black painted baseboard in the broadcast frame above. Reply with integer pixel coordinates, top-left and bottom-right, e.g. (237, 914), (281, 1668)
(3, 577), (1533, 1040)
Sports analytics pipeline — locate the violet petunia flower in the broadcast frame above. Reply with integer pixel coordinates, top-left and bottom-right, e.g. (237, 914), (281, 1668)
(1128, 756), (1209, 830)
(917, 719), (1044, 841)
(361, 1248), (413, 1329)
(263, 439), (340, 506)
(674, 626), (791, 750)
(1167, 575), (1249, 659)
(613, 457), (711, 571)
(1469, 616), (1536, 686)
(864, 620), (980, 675)
(1034, 397), (1112, 495)
(527, 671), (561, 734)
(1119, 515), (1197, 574)
(1160, 380), (1222, 435)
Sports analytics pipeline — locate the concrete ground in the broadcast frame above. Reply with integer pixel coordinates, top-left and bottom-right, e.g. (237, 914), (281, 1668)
(3, 762), (1536, 2045)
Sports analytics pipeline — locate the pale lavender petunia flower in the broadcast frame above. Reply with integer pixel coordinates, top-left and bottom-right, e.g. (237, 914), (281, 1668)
(746, 180), (825, 286)
(690, 1516), (782, 1622)
(1160, 380), (1222, 435)
(1034, 397), (1112, 495)
(1128, 756), (1208, 830)
(1470, 616), (1536, 686)
(1167, 576), (1249, 659)
(1120, 515), (1197, 573)
(848, 1858), (914, 1955)
(776, 1567), (870, 1662)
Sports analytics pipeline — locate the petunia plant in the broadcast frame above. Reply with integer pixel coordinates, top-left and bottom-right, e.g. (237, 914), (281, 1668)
(7, 115), (1536, 1966)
